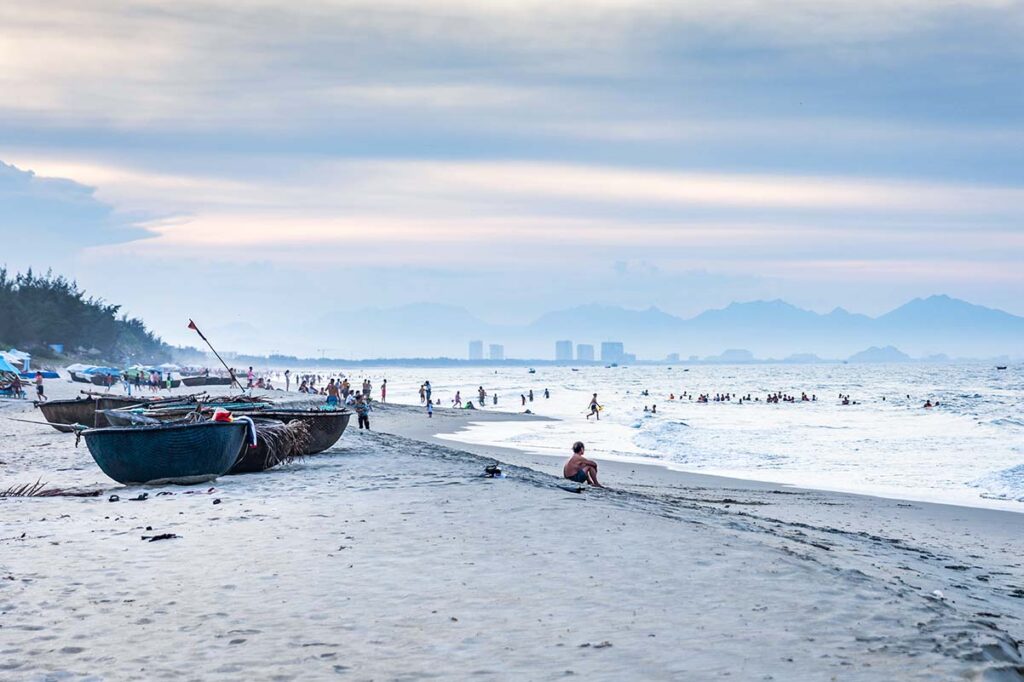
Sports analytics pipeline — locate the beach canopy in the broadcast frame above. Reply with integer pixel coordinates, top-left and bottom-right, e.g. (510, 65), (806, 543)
(85, 366), (121, 376)
(0, 356), (19, 374)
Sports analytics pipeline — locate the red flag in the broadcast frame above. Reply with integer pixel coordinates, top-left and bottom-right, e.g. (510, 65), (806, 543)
(187, 319), (198, 331)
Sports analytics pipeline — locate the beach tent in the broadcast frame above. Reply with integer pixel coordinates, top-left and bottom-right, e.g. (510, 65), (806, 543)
(5, 349), (31, 371)
(0, 356), (19, 374)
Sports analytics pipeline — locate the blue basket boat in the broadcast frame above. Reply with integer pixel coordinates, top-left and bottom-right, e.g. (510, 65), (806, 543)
(82, 420), (250, 485)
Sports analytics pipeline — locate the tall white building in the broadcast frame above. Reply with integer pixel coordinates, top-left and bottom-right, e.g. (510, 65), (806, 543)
(489, 344), (504, 360)
(555, 340), (573, 362)
(601, 341), (625, 363)
(468, 340), (484, 360)
(576, 343), (595, 362)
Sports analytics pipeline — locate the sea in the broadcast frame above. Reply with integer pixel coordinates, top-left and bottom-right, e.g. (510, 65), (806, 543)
(291, 363), (1024, 512)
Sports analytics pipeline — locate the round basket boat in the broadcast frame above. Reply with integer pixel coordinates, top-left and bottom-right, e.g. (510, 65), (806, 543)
(82, 420), (250, 485)
(37, 396), (144, 430)
(237, 409), (351, 455)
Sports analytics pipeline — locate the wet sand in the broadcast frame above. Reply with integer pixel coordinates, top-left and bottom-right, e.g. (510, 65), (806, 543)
(1, 383), (1022, 679)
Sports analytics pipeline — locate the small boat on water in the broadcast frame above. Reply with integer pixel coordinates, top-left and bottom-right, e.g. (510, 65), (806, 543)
(996, 366), (1008, 370)
(83, 420), (251, 485)
(37, 395), (146, 429)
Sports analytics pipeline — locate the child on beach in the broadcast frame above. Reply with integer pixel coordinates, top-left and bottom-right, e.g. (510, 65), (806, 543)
(563, 441), (603, 487)
(427, 401), (433, 418)
(34, 372), (46, 401)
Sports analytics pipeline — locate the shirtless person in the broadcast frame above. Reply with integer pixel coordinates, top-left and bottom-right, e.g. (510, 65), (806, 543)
(586, 393), (600, 420)
(563, 441), (603, 487)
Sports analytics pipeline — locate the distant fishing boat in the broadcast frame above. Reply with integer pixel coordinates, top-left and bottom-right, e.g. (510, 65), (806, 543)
(528, 368), (536, 374)
(66, 364), (97, 384)
(996, 366), (1008, 370)
(83, 420), (250, 485)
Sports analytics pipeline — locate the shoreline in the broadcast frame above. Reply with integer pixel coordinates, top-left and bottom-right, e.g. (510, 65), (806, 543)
(376, 401), (1024, 517)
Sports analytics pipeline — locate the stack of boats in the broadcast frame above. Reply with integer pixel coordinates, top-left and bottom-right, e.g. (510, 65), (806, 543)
(35, 392), (351, 485)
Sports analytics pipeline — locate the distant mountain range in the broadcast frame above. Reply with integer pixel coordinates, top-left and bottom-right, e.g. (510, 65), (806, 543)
(206, 295), (1023, 360)
(524, 295), (1023, 360)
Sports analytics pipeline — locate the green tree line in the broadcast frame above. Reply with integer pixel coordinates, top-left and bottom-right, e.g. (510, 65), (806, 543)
(0, 268), (170, 363)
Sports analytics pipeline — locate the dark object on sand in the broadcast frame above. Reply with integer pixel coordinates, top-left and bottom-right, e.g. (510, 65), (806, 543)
(229, 418), (312, 474)
(181, 375), (208, 387)
(484, 464), (502, 478)
(82, 420), (250, 485)
(232, 409), (350, 455)
(0, 479), (103, 498)
(143, 533), (179, 542)
(37, 396), (145, 430)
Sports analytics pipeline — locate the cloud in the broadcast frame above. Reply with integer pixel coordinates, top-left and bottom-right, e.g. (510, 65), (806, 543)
(0, 161), (154, 252)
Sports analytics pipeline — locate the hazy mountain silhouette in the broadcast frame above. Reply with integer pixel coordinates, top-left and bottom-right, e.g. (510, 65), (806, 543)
(312, 295), (1023, 360)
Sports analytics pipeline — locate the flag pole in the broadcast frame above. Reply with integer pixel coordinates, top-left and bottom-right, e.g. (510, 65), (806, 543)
(187, 319), (243, 390)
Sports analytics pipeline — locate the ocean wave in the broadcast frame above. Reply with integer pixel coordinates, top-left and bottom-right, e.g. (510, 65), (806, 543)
(969, 464), (1024, 502)
(988, 417), (1024, 429)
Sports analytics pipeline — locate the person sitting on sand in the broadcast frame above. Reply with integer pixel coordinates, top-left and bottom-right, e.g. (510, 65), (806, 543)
(587, 393), (600, 420)
(563, 441), (603, 487)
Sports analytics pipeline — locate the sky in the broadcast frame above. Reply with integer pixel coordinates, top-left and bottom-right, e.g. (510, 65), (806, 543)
(1, 0), (1022, 356)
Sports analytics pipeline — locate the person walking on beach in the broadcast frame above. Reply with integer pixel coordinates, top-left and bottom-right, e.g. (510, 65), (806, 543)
(563, 441), (603, 487)
(427, 400), (433, 418)
(11, 373), (23, 399)
(425, 381), (432, 404)
(285, 369), (291, 392)
(419, 384), (426, 403)
(381, 379), (387, 403)
(355, 395), (372, 430)
(247, 366), (254, 388)
(587, 393), (601, 420)
(326, 379), (340, 406)
(34, 371), (46, 401)
(453, 390), (462, 407)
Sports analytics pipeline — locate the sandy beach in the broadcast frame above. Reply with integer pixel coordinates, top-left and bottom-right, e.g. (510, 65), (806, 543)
(2, 381), (1023, 680)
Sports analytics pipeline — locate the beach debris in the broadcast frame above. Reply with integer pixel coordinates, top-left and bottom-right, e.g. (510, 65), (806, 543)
(578, 641), (613, 649)
(142, 533), (179, 542)
(213, 498), (222, 505)
(484, 464), (502, 478)
(109, 494), (120, 502)
(932, 589), (945, 600)
(0, 479), (103, 498)
(129, 493), (149, 502)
